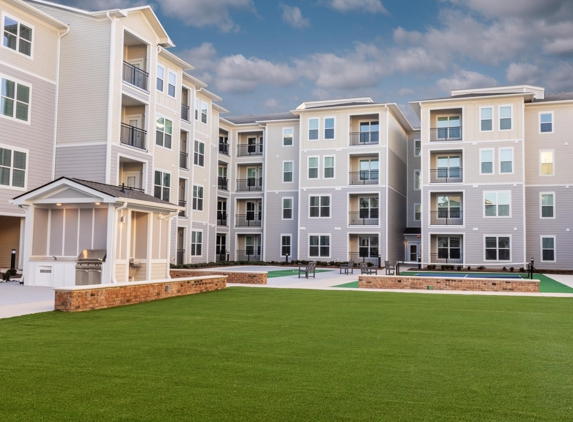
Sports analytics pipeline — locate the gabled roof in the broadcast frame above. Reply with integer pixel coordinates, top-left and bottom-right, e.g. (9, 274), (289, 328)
(158, 47), (193, 71)
(224, 112), (299, 125)
(8, 0), (68, 30)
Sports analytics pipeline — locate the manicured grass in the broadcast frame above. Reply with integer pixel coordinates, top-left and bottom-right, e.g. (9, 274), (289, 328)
(267, 269), (332, 278)
(2, 288), (573, 421)
(333, 280), (359, 288)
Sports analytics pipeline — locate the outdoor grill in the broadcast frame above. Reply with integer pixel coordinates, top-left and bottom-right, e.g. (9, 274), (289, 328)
(75, 249), (107, 285)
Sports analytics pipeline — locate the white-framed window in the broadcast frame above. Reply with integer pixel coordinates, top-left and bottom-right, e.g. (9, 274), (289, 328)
(309, 234), (330, 258)
(414, 139), (421, 156)
(359, 121), (379, 143)
(281, 234), (292, 257)
(485, 236), (511, 261)
(3, 15), (33, 57)
(414, 170), (421, 190)
(283, 127), (293, 146)
(191, 230), (203, 256)
(414, 203), (421, 221)
(436, 115), (461, 140)
(193, 140), (204, 166)
(201, 101), (208, 124)
(309, 195), (330, 218)
(540, 150), (554, 176)
(283, 161), (293, 183)
(308, 118), (319, 140)
(167, 71), (176, 97)
(0, 145), (27, 188)
(156, 65), (164, 92)
(480, 106), (493, 131)
(154, 170), (170, 201)
(540, 192), (555, 218)
(437, 236), (462, 261)
(436, 195), (462, 220)
(1, 77), (30, 122)
(308, 157), (319, 179)
(480, 149), (494, 174)
(324, 117), (334, 139)
(359, 197), (379, 220)
(282, 197), (293, 220)
(324, 156), (334, 179)
(499, 148), (513, 174)
(484, 192), (510, 217)
(541, 236), (556, 262)
(359, 159), (378, 182)
(192, 185), (203, 211)
(155, 117), (172, 148)
(540, 111), (553, 134)
(194, 98), (199, 120)
(499, 105), (512, 130)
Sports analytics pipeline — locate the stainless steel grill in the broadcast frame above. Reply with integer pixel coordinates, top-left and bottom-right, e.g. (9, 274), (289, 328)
(76, 249), (106, 285)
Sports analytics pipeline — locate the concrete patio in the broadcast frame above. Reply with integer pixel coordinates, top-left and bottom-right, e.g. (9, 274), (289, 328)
(0, 282), (54, 319)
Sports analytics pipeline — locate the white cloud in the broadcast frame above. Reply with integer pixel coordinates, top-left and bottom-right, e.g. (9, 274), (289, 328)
(324, 0), (388, 14)
(447, 0), (573, 21)
(545, 63), (573, 92)
(398, 88), (414, 96)
(264, 98), (280, 110)
(179, 42), (218, 72)
(437, 69), (497, 93)
(543, 38), (573, 56)
(280, 5), (310, 29)
(505, 63), (543, 85)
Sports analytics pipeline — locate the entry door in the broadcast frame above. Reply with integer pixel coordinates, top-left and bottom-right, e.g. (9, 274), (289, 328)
(408, 242), (420, 263)
(247, 137), (256, 153)
(177, 228), (185, 265)
(246, 202), (255, 221)
(217, 200), (227, 222)
(216, 235), (226, 258)
(247, 167), (256, 187)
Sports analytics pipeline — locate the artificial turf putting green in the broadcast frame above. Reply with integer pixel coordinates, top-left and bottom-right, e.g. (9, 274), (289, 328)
(266, 269), (332, 278)
(2, 288), (573, 421)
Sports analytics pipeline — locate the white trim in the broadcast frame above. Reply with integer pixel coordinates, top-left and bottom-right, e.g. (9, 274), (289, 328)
(308, 193), (332, 219)
(538, 111), (554, 134)
(308, 233), (331, 259)
(483, 234), (512, 262)
(498, 147), (514, 175)
(153, 168), (172, 203)
(539, 191), (556, 219)
(0, 73), (32, 125)
(0, 141), (29, 190)
(282, 160), (294, 184)
(167, 69), (177, 98)
(154, 114), (173, 150)
(540, 235), (556, 263)
(479, 148), (494, 175)
(413, 203), (421, 222)
(498, 104), (513, 131)
(1, 12), (34, 59)
(282, 127), (294, 147)
(413, 169), (421, 191)
(193, 139), (205, 167)
(483, 191), (512, 218)
(190, 229), (203, 257)
(479, 106), (493, 132)
(200, 101), (208, 125)
(307, 155), (319, 180)
(323, 155), (335, 179)
(414, 138), (421, 157)
(539, 149), (555, 176)
(281, 196), (294, 220)
(324, 116), (335, 140)
(280, 233), (292, 257)
(156, 64), (165, 93)
(308, 117), (319, 141)
(191, 183), (204, 212)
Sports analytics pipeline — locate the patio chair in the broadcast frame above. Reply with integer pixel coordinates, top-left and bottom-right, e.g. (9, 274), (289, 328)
(384, 260), (396, 275)
(360, 262), (377, 275)
(298, 261), (316, 279)
(340, 259), (355, 274)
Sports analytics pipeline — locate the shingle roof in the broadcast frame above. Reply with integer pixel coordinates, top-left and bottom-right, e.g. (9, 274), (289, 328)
(418, 92), (524, 102)
(305, 101), (379, 109)
(225, 112), (298, 125)
(70, 178), (176, 206)
(534, 92), (573, 103)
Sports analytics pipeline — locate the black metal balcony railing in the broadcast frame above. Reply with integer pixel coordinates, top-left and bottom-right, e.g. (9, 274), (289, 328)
(349, 131), (379, 146)
(179, 152), (189, 170)
(236, 250), (262, 262)
(349, 211), (379, 226)
(430, 210), (463, 225)
(217, 212), (228, 226)
(120, 123), (147, 150)
(236, 178), (263, 192)
(218, 177), (228, 191)
(349, 252), (379, 266)
(236, 214), (262, 227)
(219, 143), (229, 156)
(349, 171), (379, 185)
(430, 126), (462, 142)
(431, 252), (463, 264)
(177, 249), (185, 265)
(181, 104), (190, 121)
(237, 143), (263, 156)
(118, 184), (144, 192)
(178, 200), (187, 217)
(122, 61), (149, 91)
(430, 168), (463, 183)
(216, 253), (227, 262)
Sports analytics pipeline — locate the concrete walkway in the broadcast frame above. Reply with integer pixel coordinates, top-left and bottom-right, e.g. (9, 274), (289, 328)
(0, 282), (54, 319)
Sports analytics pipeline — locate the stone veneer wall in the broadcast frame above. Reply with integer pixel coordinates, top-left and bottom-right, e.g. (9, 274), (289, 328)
(359, 275), (540, 292)
(170, 269), (267, 285)
(55, 275), (226, 312)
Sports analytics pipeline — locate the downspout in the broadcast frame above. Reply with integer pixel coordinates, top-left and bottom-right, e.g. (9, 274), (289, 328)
(105, 11), (116, 184)
(111, 201), (128, 283)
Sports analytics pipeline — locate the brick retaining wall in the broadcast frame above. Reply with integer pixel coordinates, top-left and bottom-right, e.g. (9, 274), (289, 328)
(55, 275), (226, 312)
(170, 269), (267, 285)
(359, 275), (539, 292)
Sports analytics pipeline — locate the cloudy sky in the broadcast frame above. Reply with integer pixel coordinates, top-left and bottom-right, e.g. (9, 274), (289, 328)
(52, 0), (573, 123)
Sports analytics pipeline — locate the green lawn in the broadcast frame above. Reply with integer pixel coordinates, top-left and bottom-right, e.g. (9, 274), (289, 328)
(2, 288), (573, 421)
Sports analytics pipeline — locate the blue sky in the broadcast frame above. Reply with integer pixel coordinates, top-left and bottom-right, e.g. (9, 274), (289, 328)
(53, 0), (573, 124)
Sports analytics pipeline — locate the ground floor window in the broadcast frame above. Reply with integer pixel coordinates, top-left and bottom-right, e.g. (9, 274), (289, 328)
(541, 236), (555, 262)
(485, 236), (510, 261)
(437, 236), (461, 260)
(309, 235), (330, 257)
(359, 236), (378, 257)
(281, 235), (291, 257)
(191, 231), (202, 256)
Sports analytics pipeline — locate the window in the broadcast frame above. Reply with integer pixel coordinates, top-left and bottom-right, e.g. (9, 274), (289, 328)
(437, 116), (461, 140)
(156, 65), (164, 91)
(191, 231), (202, 256)
(540, 112), (553, 133)
(540, 193), (554, 218)
(167, 71), (176, 97)
(324, 117), (334, 139)
(192, 185), (203, 211)
(324, 156), (334, 179)
(194, 99), (199, 120)
(499, 148), (513, 174)
(310, 195), (330, 218)
(155, 117), (172, 148)
(480, 149), (493, 174)
(194, 141), (204, 166)
(499, 106), (512, 130)
(414, 170), (421, 190)
(308, 157), (318, 179)
(541, 236), (555, 262)
(3, 16), (32, 56)
(414, 139), (421, 156)
(282, 198), (293, 219)
(283, 128), (293, 146)
(1, 78), (30, 122)
(437, 236), (461, 260)
(414, 204), (421, 221)
(436, 155), (461, 180)
(540, 150), (554, 175)
(360, 159), (378, 181)
(309, 235), (330, 257)
(201, 101), (208, 124)
(484, 192), (510, 217)
(154, 171), (170, 201)
(436, 195), (461, 219)
(0, 146), (26, 188)
(359, 121), (379, 143)
(309, 118), (319, 140)
(359, 236), (379, 258)
(480, 107), (493, 131)
(359, 197), (379, 219)
(281, 235), (291, 257)
(283, 161), (293, 183)
(485, 236), (510, 261)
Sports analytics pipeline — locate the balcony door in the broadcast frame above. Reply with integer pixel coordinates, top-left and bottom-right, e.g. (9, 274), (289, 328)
(359, 236), (379, 258)
(437, 236), (461, 262)
(359, 121), (379, 143)
(217, 200), (227, 223)
(437, 155), (461, 180)
(246, 202), (255, 221)
(437, 116), (460, 140)
(216, 235), (226, 260)
(437, 195), (461, 219)
(247, 167), (261, 187)
(245, 236), (260, 256)
(247, 137), (257, 153)
(359, 159), (378, 181)
(359, 197), (379, 219)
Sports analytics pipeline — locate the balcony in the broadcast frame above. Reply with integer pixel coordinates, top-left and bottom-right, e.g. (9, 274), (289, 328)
(430, 168), (463, 183)
(181, 104), (190, 122)
(178, 200), (187, 217)
(349, 211), (379, 226)
(430, 126), (462, 142)
(349, 131), (379, 146)
(431, 252), (463, 264)
(237, 178), (262, 192)
(122, 61), (148, 91)
(236, 250), (261, 262)
(218, 177), (228, 191)
(120, 123), (146, 150)
(349, 171), (378, 185)
(237, 143), (263, 156)
(430, 210), (463, 226)
(179, 152), (188, 170)
(236, 214), (262, 227)
(219, 143), (229, 156)
(349, 252), (379, 266)
(217, 212), (228, 227)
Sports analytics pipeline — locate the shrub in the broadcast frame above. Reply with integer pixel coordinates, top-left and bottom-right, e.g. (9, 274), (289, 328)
(477, 266), (485, 271)
(510, 267), (514, 272)
(441, 265), (446, 271)
(519, 267), (525, 273)
(467, 266), (472, 271)
(2, 272), (10, 282)
(502, 266), (507, 272)
(367, 262), (373, 267)
(456, 265), (462, 271)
